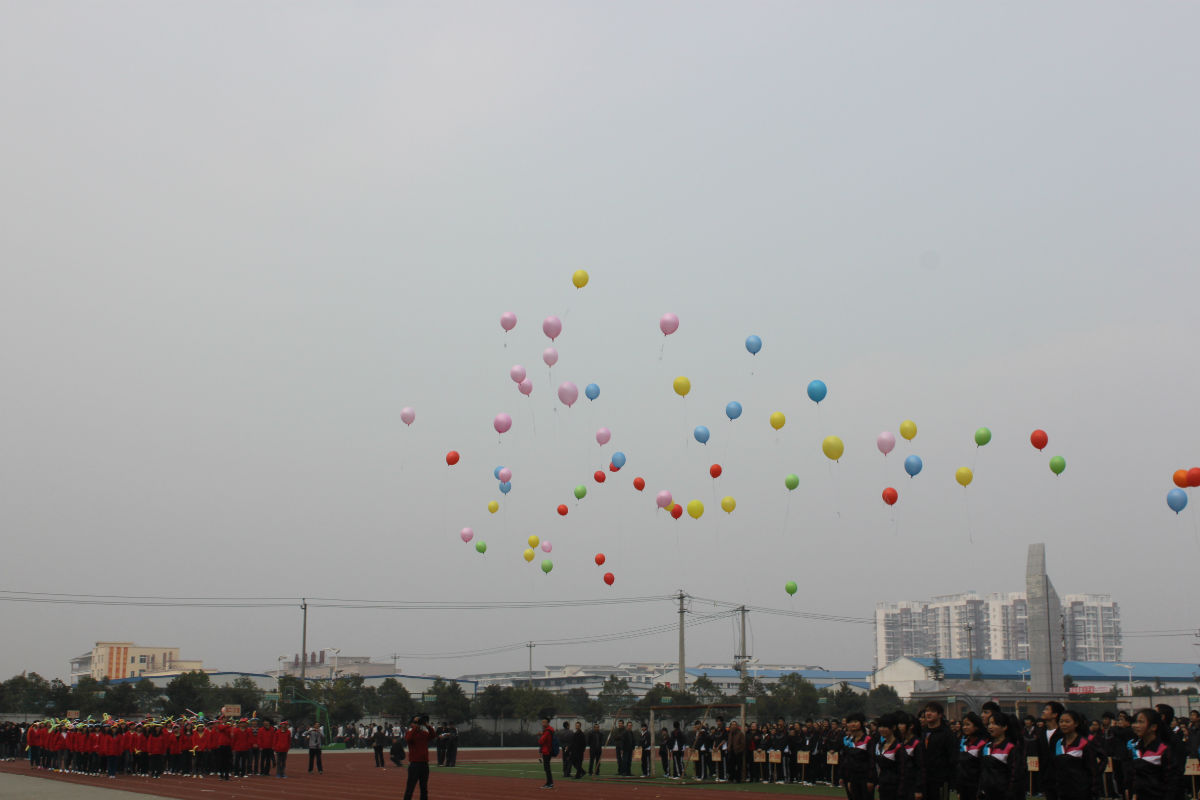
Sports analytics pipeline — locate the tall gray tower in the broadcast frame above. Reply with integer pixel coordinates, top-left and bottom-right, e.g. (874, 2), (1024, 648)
(1026, 544), (1063, 693)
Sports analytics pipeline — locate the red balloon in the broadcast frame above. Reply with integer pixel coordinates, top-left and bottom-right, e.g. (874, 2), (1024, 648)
(1030, 430), (1048, 451)
(594, 553), (605, 566)
(882, 487), (898, 506)
(1174, 470), (1190, 489)
(445, 450), (460, 466)
(594, 470), (606, 483)
(557, 504), (569, 516)
(1189, 468), (1200, 488)
(709, 464), (722, 479)
(609, 462), (619, 472)
(633, 476), (646, 491)
(603, 572), (615, 586)
(669, 503), (683, 519)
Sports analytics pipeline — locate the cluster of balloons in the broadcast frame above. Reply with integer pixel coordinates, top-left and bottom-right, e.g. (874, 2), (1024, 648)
(1167, 467), (1200, 514)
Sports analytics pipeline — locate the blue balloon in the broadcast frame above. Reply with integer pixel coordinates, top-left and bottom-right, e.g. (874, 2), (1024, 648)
(725, 401), (743, 421)
(807, 380), (827, 404)
(611, 451), (627, 469)
(585, 383), (600, 401)
(693, 426), (710, 445)
(904, 455), (923, 478)
(1168, 488), (1188, 514)
(499, 481), (512, 495)
(745, 335), (762, 355)
(493, 466), (504, 480)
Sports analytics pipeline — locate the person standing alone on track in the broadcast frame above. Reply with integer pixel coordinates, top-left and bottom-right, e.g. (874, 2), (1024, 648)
(305, 722), (324, 774)
(538, 717), (556, 789)
(404, 715), (436, 800)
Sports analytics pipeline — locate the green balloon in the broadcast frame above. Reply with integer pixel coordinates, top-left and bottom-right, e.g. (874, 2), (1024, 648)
(475, 541), (487, 554)
(541, 559), (554, 574)
(784, 473), (799, 491)
(1049, 455), (1066, 475)
(785, 581), (798, 596)
(974, 427), (992, 447)
(574, 485), (587, 500)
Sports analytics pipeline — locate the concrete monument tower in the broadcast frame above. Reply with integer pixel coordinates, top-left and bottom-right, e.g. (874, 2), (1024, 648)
(1026, 543), (1063, 693)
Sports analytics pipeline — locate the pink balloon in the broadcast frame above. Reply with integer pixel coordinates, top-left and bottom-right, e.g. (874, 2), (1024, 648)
(596, 427), (612, 446)
(518, 378), (533, 396)
(494, 413), (513, 434)
(543, 347), (559, 367)
(656, 490), (673, 509)
(659, 313), (679, 336)
(541, 540), (553, 553)
(877, 431), (896, 456)
(460, 527), (474, 543)
(543, 315), (562, 341)
(400, 407), (415, 426)
(510, 365), (527, 383)
(557, 382), (579, 407)
(500, 312), (517, 332)
(498, 467), (512, 483)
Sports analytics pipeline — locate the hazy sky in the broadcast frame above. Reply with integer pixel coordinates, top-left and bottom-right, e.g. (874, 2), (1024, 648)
(2, 2), (1199, 684)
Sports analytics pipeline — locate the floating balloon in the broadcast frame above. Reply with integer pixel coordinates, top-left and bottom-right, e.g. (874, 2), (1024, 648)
(709, 463), (722, 479)
(1167, 488), (1188, 514)
(594, 553), (606, 566)
(475, 541), (487, 554)
(500, 312), (517, 332)
(543, 347), (559, 367)
(1189, 468), (1200, 488)
(611, 451), (627, 469)
(460, 528), (474, 543)
(876, 431), (896, 456)
(488, 500), (499, 514)
(400, 407), (415, 426)
(904, 455), (923, 478)
(1173, 470), (1189, 489)
(745, 335), (762, 355)
(1030, 429), (1048, 450)
(807, 380), (827, 404)
(510, 365), (526, 384)
(656, 490), (673, 509)
(574, 484), (587, 500)
(693, 426), (710, 445)
(493, 465), (504, 480)
(557, 504), (568, 516)
(899, 420), (918, 441)
(669, 503), (683, 519)
(784, 473), (799, 491)
(633, 476), (645, 491)
(528, 535), (540, 548)
(541, 540), (552, 553)
(673, 376), (691, 397)
(494, 413), (513, 434)
(882, 487), (898, 506)
(822, 435), (844, 461)
(720, 496), (736, 513)
(572, 269), (589, 289)
(541, 559), (553, 574)
(585, 383), (600, 401)
(726, 401), (743, 421)
(687, 500), (704, 519)
(769, 411), (786, 431)
(956, 467), (974, 487)
(594, 470), (606, 483)
(558, 382), (579, 407)
(499, 481), (512, 494)
(498, 467), (512, 483)
(608, 462), (618, 472)
(659, 313), (679, 336)
(596, 427), (611, 446)
(1049, 456), (1066, 476)
(785, 581), (798, 596)
(974, 427), (992, 447)
(542, 316), (562, 341)
(446, 451), (460, 466)
(523, 548), (535, 563)
(603, 572), (615, 586)
(518, 378), (533, 396)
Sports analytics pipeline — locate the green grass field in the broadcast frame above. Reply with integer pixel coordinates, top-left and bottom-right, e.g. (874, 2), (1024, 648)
(442, 762), (852, 793)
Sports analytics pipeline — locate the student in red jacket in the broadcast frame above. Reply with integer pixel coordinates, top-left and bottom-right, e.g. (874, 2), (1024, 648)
(404, 715), (437, 800)
(214, 720), (233, 781)
(231, 719), (252, 778)
(538, 717), (556, 790)
(273, 721), (292, 778)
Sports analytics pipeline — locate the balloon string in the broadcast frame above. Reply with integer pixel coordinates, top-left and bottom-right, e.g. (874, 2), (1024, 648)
(528, 397), (536, 435)
(964, 489), (974, 544)
(828, 462), (841, 519)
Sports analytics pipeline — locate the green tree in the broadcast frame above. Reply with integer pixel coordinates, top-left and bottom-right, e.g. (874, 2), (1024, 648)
(2, 672), (56, 714)
(475, 685), (515, 732)
(865, 684), (902, 716)
(105, 682), (139, 717)
(133, 678), (162, 715)
(428, 678), (471, 723)
(826, 683), (866, 717)
(692, 675), (726, 705)
(736, 675), (769, 701)
(218, 676), (264, 715)
(598, 675), (634, 714)
(377, 678), (416, 719)
(511, 687), (559, 728)
(768, 673), (820, 720)
(162, 671), (214, 716)
(634, 683), (696, 715)
(563, 687), (592, 716)
(928, 656), (945, 681)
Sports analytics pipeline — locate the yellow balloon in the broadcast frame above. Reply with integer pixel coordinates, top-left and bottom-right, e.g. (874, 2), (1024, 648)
(686, 499), (704, 519)
(899, 419), (917, 441)
(956, 467), (974, 487)
(720, 495), (736, 513)
(523, 548), (535, 562)
(769, 411), (786, 431)
(527, 534), (540, 548)
(572, 269), (589, 289)
(488, 500), (500, 514)
(822, 435), (845, 461)
(673, 376), (691, 397)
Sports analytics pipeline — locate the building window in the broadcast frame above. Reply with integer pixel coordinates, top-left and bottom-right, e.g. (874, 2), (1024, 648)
(139, 655), (146, 664)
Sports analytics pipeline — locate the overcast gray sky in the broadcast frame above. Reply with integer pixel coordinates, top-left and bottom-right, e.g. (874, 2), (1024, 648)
(2, 2), (1199, 683)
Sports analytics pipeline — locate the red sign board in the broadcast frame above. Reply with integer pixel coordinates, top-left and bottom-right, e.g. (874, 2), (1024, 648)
(1067, 686), (1094, 694)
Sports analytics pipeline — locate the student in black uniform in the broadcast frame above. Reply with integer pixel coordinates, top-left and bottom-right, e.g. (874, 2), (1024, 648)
(1153, 705), (1186, 800)
(979, 712), (1025, 800)
(957, 712), (988, 800)
(1051, 710), (1100, 800)
(923, 702), (957, 800)
(840, 712), (874, 800)
(669, 721), (686, 779)
(588, 722), (604, 776)
(1038, 703), (1066, 800)
(875, 713), (907, 800)
(1128, 708), (1173, 800)
(897, 712), (925, 800)
(638, 723), (651, 777)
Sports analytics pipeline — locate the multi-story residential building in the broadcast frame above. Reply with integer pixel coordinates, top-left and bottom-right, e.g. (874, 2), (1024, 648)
(1062, 594), (1122, 662)
(70, 641), (204, 684)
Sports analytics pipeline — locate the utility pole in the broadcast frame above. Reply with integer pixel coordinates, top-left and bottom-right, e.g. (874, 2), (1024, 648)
(735, 605), (749, 678)
(965, 621), (975, 680)
(300, 598), (308, 681)
(527, 642), (535, 688)
(391, 654), (400, 675)
(677, 590), (687, 691)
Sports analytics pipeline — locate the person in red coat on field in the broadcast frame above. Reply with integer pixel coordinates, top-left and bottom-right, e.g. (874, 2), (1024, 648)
(538, 717), (556, 790)
(272, 721), (292, 778)
(404, 715), (437, 800)
(231, 719), (252, 778)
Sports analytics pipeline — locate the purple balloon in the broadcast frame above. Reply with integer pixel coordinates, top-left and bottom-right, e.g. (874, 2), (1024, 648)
(558, 381), (579, 407)
(656, 490), (673, 509)
(494, 413), (513, 434)
(543, 347), (559, 367)
(543, 315), (562, 341)
(877, 431), (896, 456)
(510, 365), (526, 383)
(518, 378), (533, 396)
(596, 427), (612, 446)
(500, 312), (517, 332)
(400, 407), (415, 426)
(659, 313), (679, 336)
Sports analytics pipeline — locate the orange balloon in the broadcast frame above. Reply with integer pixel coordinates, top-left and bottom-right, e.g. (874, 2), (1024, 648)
(445, 450), (460, 466)
(1174, 470), (1190, 489)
